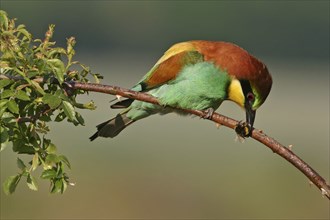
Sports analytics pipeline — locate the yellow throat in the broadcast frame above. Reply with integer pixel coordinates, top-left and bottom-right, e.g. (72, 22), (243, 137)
(228, 79), (245, 108)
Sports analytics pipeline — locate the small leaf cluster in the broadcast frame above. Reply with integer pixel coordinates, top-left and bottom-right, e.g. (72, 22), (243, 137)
(0, 10), (102, 194)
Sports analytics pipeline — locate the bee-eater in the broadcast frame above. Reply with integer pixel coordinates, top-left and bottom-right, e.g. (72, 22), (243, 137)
(90, 40), (272, 141)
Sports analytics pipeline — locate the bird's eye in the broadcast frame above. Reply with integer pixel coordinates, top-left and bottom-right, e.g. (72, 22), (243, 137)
(247, 92), (254, 102)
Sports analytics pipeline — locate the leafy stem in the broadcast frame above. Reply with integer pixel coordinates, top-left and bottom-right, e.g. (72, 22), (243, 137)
(1, 10), (100, 194)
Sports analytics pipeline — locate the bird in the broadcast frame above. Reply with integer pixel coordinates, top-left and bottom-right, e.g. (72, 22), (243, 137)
(90, 40), (272, 141)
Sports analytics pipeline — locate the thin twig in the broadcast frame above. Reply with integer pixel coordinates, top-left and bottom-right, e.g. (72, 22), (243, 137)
(1, 74), (329, 199)
(67, 81), (330, 200)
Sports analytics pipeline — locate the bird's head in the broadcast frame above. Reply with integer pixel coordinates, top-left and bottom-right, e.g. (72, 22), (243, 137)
(190, 40), (272, 132)
(227, 57), (272, 129)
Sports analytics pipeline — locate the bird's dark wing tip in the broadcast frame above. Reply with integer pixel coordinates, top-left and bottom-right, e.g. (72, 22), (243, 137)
(110, 99), (134, 109)
(89, 132), (99, 141)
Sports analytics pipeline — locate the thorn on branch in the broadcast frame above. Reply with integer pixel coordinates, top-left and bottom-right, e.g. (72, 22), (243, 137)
(116, 95), (122, 101)
(321, 188), (329, 198)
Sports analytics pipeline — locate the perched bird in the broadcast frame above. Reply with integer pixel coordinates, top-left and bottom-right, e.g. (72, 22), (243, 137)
(90, 40), (272, 141)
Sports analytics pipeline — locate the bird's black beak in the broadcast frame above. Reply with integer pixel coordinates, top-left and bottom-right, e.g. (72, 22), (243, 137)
(246, 104), (256, 129)
(234, 102), (256, 138)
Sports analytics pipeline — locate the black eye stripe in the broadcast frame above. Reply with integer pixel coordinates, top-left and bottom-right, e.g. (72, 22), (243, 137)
(239, 80), (253, 98)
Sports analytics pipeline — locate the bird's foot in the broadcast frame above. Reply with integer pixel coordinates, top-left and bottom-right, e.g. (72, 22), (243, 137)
(201, 108), (215, 119)
(235, 121), (252, 138)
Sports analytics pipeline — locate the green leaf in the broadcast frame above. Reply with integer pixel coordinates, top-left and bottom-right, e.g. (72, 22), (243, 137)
(17, 25), (32, 41)
(31, 153), (39, 171)
(1, 112), (15, 124)
(58, 155), (71, 169)
(0, 99), (8, 117)
(75, 112), (85, 125)
(0, 79), (13, 89)
(62, 101), (76, 121)
(26, 174), (38, 191)
(40, 169), (57, 179)
(51, 179), (63, 194)
(45, 154), (58, 163)
(66, 37), (76, 56)
(92, 73), (101, 84)
(3, 175), (21, 195)
(13, 139), (35, 154)
(62, 179), (68, 193)
(7, 99), (19, 114)
(47, 59), (65, 84)
(17, 157), (26, 171)
(0, 10), (9, 30)
(0, 99), (8, 108)
(44, 154), (59, 169)
(43, 93), (62, 109)
(0, 126), (9, 144)
(16, 89), (30, 101)
(1, 89), (15, 99)
(47, 47), (66, 58)
(46, 142), (57, 154)
(30, 80), (45, 95)
(54, 111), (66, 122)
(0, 99), (8, 118)
(26, 70), (39, 79)
(75, 100), (96, 110)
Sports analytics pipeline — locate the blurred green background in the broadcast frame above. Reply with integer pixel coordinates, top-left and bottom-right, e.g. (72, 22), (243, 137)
(1, 1), (329, 219)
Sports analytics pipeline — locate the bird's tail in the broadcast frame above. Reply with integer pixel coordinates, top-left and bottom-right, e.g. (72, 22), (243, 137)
(89, 112), (134, 141)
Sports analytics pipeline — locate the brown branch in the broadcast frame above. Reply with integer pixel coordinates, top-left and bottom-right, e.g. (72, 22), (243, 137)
(1, 74), (329, 199)
(67, 81), (330, 200)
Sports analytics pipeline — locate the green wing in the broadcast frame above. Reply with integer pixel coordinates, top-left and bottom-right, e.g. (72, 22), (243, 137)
(111, 42), (204, 109)
(132, 42), (204, 91)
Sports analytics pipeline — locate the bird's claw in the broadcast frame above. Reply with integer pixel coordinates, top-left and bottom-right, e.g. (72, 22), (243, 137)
(201, 108), (215, 119)
(235, 121), (252, 138)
